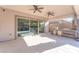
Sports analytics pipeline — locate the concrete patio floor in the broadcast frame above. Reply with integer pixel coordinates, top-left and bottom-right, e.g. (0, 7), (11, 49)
(0, 33), (79, 53)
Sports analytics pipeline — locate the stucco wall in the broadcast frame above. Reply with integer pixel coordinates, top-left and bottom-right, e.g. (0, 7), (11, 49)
(0, 8), (35, 41)
(0, 7), (47, 41)
(0, 6), (74, 41)
(0, 8), (15, 41)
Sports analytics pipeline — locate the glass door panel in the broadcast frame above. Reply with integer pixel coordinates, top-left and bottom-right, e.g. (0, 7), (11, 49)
(30, 20), (38, 34)
(39, 20), (45, 33)
(18, 18), (29, 37)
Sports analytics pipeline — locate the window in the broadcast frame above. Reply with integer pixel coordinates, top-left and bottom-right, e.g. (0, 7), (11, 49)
(18, 18), (29, 31)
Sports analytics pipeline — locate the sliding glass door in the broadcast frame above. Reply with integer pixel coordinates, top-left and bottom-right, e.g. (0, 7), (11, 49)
(17, 17), (45, 37)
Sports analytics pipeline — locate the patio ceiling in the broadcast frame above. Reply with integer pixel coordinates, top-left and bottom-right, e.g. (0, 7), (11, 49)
(0, 5), (74, 19)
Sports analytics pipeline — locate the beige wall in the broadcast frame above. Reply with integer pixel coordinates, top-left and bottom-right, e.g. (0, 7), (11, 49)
(0, 8), (15, 41)
(0, 6), (74, 41)
(0, 7), (47, 41)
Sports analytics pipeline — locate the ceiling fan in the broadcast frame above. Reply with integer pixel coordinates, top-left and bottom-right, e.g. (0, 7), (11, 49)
(47, 10), (55, 17)
(29, 5), (44, 13)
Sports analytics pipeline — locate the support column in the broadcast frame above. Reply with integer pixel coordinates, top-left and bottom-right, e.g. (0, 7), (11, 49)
(38, 20), (39, 34)
(29, 19), (30, 32)
(44, 20), (49, 33)
(72, 6), (77, 30)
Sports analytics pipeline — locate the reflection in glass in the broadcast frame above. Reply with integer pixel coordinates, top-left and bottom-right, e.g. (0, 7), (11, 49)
(18, 18), (29, 31)
(17, 18), (45, 37)
(30, 20), (38, 34)
(18, 18), (29, 36)
(39, 20), (45, 33)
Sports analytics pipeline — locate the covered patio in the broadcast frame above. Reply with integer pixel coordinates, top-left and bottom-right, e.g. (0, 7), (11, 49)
(0, 33), (79, 53)
(0, 5), (79, 53)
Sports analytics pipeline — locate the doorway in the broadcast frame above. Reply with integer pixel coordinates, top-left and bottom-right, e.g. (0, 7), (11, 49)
(16, 16), (45, 37)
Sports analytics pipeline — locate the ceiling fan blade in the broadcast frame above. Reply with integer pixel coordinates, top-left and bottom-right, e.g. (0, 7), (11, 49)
(33, 10), (36, 13)
(51, 12), (54, 16)
(33, 5), (37, 7)
(52, 12), (54, 14)
(33, 5), (38, 8)
(37, 9), (42, 13)
(47, 11), (55, 17)
(52, 14), (54, 16)
(38, 7), (44, 9)
(50, 13), (54, 16)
